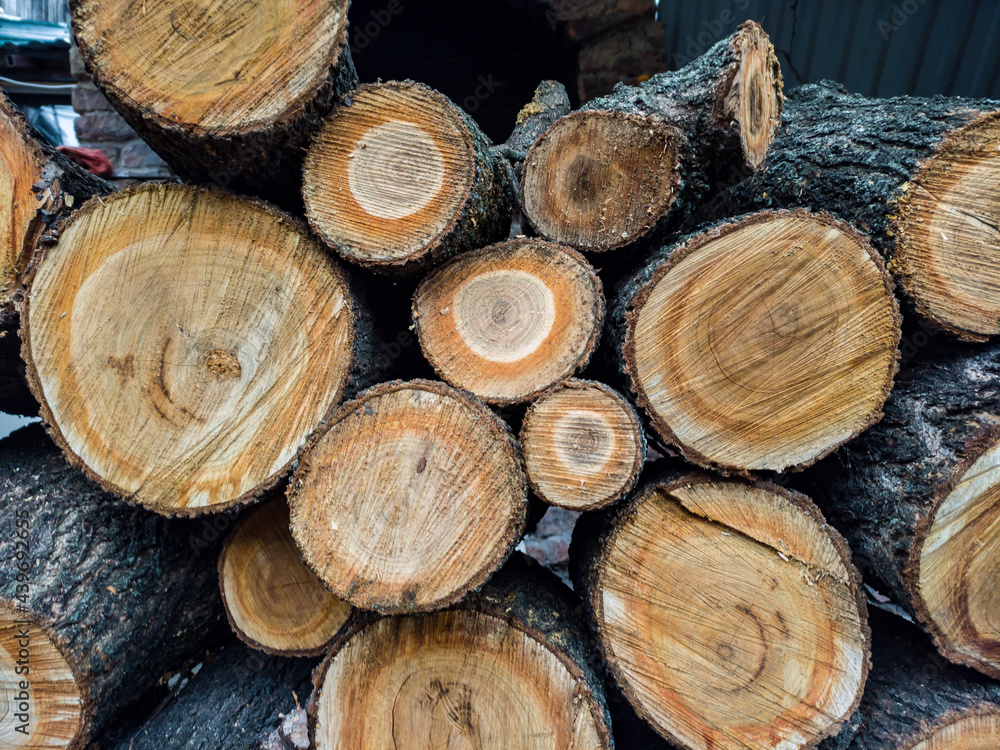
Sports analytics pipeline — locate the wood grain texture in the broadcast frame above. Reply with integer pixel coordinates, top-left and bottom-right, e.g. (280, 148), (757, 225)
(521, 378), (645, 510)
(70, 0), (357, 202)
(0, 90), (112, 311)
(413, 238), (604, 405)
(0, 424), (226, 749)
(618, 209), (900, 474)
(289, 379), (528, 614)
(894, 113), (1000, 339)
(219, 497), (352, 657)
(23, 183), (358, 515)
(303, 81), (513, 274)
(309, 554), (612, 750)
(572, 472), (870, 750)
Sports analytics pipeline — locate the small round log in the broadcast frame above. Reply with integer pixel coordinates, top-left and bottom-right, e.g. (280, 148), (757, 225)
(413, 238), (603, 405)
(572, 472), (870, 750)
(520, 378), (645, 511)
(617, 209), (900, 474)
(308, 554), (612, 750)
(22, 183), (362, 515)
(288, 379), (528, 614)
(219, 497), (352, 657)
(521, 21), (783, 252)
(303, 81), (513, 275)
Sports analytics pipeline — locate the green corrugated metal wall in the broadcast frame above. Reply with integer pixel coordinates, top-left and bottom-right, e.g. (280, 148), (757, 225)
(661, 0), (1000, 98)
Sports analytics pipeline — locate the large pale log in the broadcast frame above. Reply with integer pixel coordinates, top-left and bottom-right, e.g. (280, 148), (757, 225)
(615, 209), (900, 474)
(22, 183), (364, 515)
(70, 0), (357, 203)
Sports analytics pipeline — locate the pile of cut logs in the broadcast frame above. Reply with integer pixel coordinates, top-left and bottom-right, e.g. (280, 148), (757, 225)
(1, 3), (999, 750)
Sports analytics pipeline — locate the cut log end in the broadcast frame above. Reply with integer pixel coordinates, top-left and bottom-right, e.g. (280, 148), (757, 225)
(893, 112), (1000, 341)
(906, 708), (1000, 749)
(0, 605), (84, 749)
(303, 82), (475, 270)
(414, 239), (603, 404)
(724, 21), (783, 170)
(23, 183), (357, 515)
(72, 0), (349, 132)
(520, 111), (682, 251)
(584, 476), (868, 750)
(312, 611), (607, 750)
(289, 380), (527, 614)
(0, 99), (42, 307)
(912, 430), (1000, 679)
(219, 498), (351, 657)
(626, 210), (900, 473)
(521, 379), (644, 510)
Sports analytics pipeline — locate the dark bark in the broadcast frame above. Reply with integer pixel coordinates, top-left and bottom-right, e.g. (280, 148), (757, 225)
(495, 79), (572, 179)
(795, 331), (1000, 674)
(0, 424), (228, 747)
(720, 82), (999, 246)
(819, 610), (1000, 750)
(92, 641), (318, 750)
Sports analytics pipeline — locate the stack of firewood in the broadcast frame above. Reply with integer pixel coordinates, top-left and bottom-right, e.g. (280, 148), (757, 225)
(1, 3), (999, 749)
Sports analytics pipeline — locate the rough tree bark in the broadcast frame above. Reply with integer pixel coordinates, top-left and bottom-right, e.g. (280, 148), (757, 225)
(797, 334), (1000, 681)
(308, 553), (613, 749)
(93, 641), (320, 750)
(70, 0), (357, 205)
(494, 79), (572, 180)
(303, 81), (513, 275)
(0, 424), (226, 750)
(521, 21), (783, 252)
(723, 82), (1000, 341)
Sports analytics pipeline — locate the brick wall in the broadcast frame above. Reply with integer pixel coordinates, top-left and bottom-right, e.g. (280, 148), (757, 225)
(69, 44), (173, 183)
